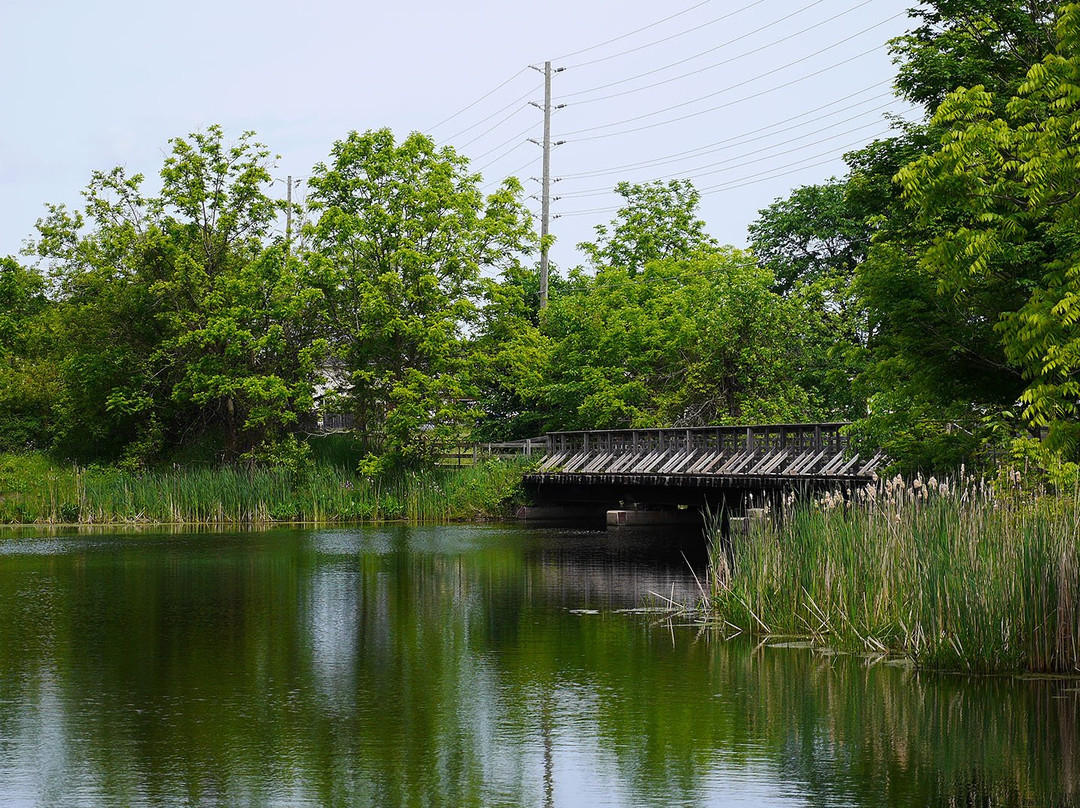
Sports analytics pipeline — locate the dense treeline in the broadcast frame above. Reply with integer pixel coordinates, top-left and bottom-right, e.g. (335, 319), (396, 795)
(0, 135), (826, 472)
(5, 0), (1080, 479)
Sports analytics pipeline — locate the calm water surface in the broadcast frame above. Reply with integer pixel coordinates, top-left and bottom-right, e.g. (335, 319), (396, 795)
(0, 523), (1076, 807)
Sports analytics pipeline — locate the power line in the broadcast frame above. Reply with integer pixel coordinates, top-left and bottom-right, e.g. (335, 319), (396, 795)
(553, 0), (718, 63)
(563, 0), (853, 101)
(559, 126), (900, 202)
(555, 123), (908, 218)
(699, 151), (879, 194)
(445, 82), (541, 141)
(421, 0), (913, 264)
(563, 0), (770, 69)
(559, 86), (895, 180)
(572, 1), (883, 106)
(561, 15), (902, 139)
(567, 43), (888, 144)
(466, 91), (568, 170)
(558, 107), (912, 198)
(430, 68), (530, 132)
(564, 129), (890, 201)
(481, 155), (537, 191)
(476, 141), (530, 174)
(458, 104), (531, 149)
(476, 83), (900, 201)
(469, 120), (539, 162)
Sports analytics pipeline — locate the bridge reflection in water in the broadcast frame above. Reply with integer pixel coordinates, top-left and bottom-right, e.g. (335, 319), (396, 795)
(524, 423), (885, 514)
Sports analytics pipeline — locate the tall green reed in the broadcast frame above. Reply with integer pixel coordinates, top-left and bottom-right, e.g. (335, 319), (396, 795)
(710, 475), (1080, 674)
(0, 453), (529, 527)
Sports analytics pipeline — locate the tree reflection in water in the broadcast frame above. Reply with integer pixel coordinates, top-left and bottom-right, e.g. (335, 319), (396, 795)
(0, 525), (1075, 807)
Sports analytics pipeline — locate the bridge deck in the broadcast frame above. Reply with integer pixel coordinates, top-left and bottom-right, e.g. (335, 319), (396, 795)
(525, 424), (883, 492)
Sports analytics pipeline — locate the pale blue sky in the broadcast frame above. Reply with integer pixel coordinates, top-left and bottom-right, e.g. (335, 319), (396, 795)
(1, 0), (919, 271)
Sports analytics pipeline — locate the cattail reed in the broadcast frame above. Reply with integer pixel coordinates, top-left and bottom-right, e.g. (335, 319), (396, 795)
(709, 474), (1080, 674)
(0, 453), (528, 527)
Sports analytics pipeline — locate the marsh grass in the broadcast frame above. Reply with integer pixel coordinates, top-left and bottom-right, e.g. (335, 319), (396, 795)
(0, 453), (528, 526)
(710, 476), (1080, 673)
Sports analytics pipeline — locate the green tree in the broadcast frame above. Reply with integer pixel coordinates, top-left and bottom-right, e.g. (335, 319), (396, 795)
(539, 251), (812, 430)
(896, 3), (1080, 448)
(891, 0), (1058, 113)
(32, 126), (321, 465)
(749, 179), (877, 421)
(748, 1), (1061, 469)
(579, 180), (717, 274)
(470, 264), (560, 442)
(0, 257), (55, 450)
(749, 180), (870, 295)
(305, 129), (535, 467)
(0, 257), (46, 354)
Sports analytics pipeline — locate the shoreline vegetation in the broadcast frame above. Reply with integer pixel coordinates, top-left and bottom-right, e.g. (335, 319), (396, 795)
(708, 475), (1080, 675)
(5, 449), (1080, 677)
(0, 452), (530, 526)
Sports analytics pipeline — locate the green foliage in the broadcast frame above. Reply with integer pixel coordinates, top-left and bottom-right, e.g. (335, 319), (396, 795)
(470, 264), (560, 441)
(853, 232), (1027, 469)
(4, 3), (1074, 478)
(743, 2), (1063, 471)
(306, 129), (535, 466)
(29, 126), (322, 465)
(538, 251), (813, 429)
(469, 180), (819, 434)
(711, 479), (1080, 673)
(0, 257), (46, 354)
(890, 0), (1058, 113)
(749, 180), (870, 295)
(749, 180), (878, 420)
(895, 4), (1080, 440)
(578, 179), (717, 274)
(993, 431), (1080, 490)
(0, 452), (527, 525)
(0, 257), (55, 451)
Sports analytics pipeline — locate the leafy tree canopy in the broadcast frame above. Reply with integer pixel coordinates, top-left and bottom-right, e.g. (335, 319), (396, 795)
(539, 250), (813, 430)
(897, 2), (1080, 448)
(0, 257), (46, 356)
(305, 128), (535, 468)
(579, 180), (717, 275)
(749, 180), (871, 295)
(29, 126), (321, 466)
(891, 0), (1058, 113)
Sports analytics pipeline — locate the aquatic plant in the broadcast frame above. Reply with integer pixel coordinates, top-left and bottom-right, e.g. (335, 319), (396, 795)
(709, 474), (1080, 673)
(0, 452), (529, 526)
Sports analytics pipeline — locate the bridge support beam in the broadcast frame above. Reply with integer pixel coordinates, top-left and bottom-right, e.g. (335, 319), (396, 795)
(515, 505), (609, 522)
(606, 507), (704, 527)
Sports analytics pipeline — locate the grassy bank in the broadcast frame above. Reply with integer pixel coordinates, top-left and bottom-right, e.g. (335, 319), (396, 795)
(0, 453), (529, 525)
(710, 477), (1080, 674)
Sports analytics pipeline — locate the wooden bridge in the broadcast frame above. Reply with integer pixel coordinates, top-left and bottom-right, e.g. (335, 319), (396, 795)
(523, 423), (884, 508)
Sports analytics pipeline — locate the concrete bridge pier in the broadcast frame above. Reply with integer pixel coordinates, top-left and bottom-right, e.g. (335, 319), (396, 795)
(515, 504), (609, 522)
(605, 506), (704, 527)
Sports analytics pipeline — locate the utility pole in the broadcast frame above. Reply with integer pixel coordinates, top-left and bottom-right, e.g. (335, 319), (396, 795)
(285, 175), (293, 258)
(539, 62), (552, 310)
(530, 62), (564, 310)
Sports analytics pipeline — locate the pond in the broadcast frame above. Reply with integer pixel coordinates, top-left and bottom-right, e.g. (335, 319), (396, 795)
(0, 523), (1076, 807)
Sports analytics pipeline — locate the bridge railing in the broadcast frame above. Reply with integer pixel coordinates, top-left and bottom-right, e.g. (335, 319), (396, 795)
(545, 423), (852, 457)
(534, 423), (881, 481)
